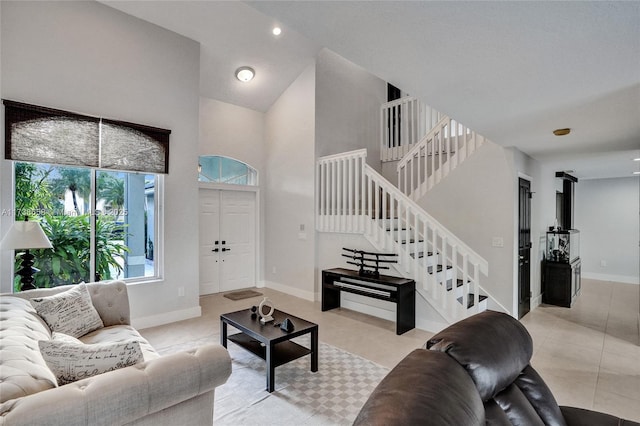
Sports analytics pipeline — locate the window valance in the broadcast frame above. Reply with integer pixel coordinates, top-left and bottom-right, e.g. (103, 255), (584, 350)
(3, 100), (170, 174)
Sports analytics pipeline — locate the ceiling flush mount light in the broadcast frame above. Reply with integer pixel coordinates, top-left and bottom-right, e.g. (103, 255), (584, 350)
(272, 27), (282, 36)
(633, 158), (640, 161)
(553, 128), (571, 136)
(235, 66), (255, 82)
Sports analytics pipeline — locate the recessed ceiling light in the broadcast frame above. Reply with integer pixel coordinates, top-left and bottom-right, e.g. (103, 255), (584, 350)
(272, 27), (282, 36)
(553, 128), (571, 136)
(235, 66), (255, 82)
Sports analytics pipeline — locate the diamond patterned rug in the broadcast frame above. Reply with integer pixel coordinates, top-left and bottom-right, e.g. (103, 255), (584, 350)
(214, 335), (389, 425)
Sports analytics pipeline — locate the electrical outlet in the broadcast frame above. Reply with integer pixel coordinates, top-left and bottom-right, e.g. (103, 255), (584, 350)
(600, 260), (607, 267)
(178, 287), (185, 297)
(492, 237), (504, 248)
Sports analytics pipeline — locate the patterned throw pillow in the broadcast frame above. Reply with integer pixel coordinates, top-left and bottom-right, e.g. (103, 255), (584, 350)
(38, 340), (143, 385)
(31, 283), (104, 338)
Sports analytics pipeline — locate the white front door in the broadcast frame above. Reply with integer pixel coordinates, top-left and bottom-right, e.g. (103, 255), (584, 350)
(199, 188), (256, 295)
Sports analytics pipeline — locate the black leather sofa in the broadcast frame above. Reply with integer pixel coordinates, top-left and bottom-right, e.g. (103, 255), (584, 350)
(354, 311), (639, 426)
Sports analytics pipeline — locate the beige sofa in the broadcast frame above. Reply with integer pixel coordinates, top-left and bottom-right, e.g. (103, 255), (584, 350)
(0, 281), (232, 426)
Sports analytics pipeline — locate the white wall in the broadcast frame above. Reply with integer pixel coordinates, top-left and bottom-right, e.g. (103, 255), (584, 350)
(418, 142), (516, 314)
(315, 49), (386, 171)
(199, 97), (265, 175)
(0, 1), (202, 327)
(575, 177), (640, 284)
(263, 62), (316, 300)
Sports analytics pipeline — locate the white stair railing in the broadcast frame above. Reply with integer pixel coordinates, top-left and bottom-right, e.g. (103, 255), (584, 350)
(381, 97), (443, 162)
(396, 115), (486, 200)
(316, 149), (507, 323)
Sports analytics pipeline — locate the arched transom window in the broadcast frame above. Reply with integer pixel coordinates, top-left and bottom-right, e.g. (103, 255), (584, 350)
(198, 156), (257, 185)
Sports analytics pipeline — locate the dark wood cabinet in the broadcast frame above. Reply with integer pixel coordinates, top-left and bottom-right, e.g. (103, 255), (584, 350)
(322, 268), (415, 335)
(542, 258), (581, 307)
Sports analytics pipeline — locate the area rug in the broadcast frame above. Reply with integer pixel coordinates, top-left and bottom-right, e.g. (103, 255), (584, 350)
(223, 289), (263, 301)
(214, 336), (389, 425)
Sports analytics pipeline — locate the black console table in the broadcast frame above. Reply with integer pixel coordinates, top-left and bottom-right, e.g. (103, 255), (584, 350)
(322, 268), (415, 335)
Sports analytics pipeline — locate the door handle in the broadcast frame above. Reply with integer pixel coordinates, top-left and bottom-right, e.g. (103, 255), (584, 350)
(221, 247), (231, 252)
(212, 248), (219, 252)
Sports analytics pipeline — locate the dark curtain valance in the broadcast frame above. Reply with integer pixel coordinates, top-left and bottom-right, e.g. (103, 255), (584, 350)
(3, 100), (170, 174)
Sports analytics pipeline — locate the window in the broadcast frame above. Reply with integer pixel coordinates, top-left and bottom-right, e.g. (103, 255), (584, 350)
(198, 156), (257, 185)
(12, 163), (160, 290)
(4, 100), (168, 290)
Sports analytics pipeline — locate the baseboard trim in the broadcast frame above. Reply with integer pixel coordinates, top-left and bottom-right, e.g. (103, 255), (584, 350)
(132, 306), (201, 330)
(416, 318), (449, 334)
(531, 294), (543, 309)
(582, 272), (639, 285)
(260, 280), (315, 301)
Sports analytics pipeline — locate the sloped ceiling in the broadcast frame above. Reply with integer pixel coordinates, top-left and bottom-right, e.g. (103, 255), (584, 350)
(103, 1), (640, 179)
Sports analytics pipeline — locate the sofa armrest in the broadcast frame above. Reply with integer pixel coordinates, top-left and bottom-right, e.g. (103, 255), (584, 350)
(561, 406), (640, 426)
(0, 344), (232, 426)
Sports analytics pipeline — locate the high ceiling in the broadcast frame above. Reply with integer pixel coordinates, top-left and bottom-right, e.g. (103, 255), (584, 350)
(103, 1), (640, 180)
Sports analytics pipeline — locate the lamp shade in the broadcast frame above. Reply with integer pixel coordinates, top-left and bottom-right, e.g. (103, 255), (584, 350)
(0, 221), (53, 250)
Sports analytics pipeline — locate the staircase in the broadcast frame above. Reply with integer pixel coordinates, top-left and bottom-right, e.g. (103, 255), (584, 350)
(316, 149), (508, 324)
(381, 97), (487, 201)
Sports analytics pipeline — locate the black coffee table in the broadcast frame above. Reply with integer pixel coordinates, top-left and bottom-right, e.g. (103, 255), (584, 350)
(220, 308), (318, 392)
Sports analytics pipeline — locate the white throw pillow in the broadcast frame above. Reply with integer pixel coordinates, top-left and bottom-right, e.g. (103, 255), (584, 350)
(38, 339), (143, 385)
(31, 283), (104, 338)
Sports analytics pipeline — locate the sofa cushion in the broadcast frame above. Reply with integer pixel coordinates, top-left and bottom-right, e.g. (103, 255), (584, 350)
(80, 325), (160, 361)
(427, 310), (533, 401)
(38, 339), (144, 385)
(30, 283), (104, 338)
(353, 349), (485, 426)
(0, 296), (57, 403)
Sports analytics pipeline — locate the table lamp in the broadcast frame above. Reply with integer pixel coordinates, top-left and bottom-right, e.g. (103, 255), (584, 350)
(0, 220), (53, 291)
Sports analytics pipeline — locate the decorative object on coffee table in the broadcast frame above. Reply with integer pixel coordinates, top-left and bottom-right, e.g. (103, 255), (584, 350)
(342, 247), (397, 278)
(220, 308), (318, 392)
(258, 297), (275, 324)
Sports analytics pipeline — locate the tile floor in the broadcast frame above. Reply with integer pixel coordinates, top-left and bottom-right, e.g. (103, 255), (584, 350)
(140, 278), (640, 422)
